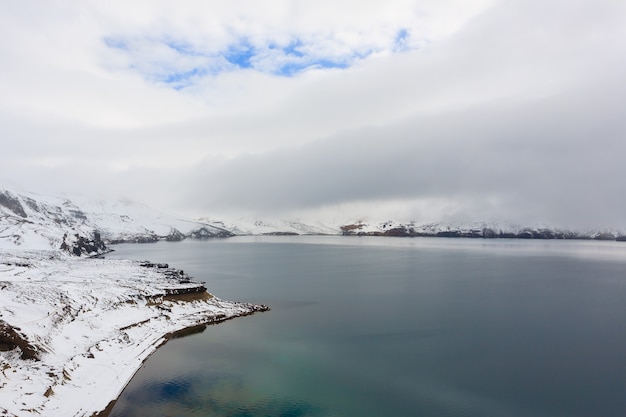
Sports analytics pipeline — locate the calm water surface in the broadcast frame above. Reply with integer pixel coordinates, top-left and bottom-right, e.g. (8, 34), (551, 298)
(107, 236), (626, 417)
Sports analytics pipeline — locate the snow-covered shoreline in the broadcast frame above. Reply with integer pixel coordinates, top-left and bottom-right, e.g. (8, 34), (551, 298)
(0, 250), (268, 417)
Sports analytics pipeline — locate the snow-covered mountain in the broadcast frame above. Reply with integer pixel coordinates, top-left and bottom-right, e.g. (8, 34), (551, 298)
(3, 187), (625, 255)
(199, 217), (340, 236)
(0, 189), (231, 253)
(338, 220), (626, 241)
(197, 216), (626, 241)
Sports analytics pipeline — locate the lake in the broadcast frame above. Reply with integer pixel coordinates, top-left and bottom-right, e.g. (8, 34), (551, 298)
(106, 236), (626, 417)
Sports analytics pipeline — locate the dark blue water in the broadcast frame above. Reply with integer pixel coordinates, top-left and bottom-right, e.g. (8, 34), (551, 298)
(107, 236), (626, 417)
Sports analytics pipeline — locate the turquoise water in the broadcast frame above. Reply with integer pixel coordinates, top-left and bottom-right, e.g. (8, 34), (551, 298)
(107, 237), (626, 417)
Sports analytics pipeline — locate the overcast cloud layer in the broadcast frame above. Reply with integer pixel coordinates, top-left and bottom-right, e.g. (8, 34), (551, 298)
(1, 0), (625, 229)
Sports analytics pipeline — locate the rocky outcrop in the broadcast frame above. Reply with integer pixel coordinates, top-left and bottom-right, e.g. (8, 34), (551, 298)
(165, 228), (186, 241)
(340, 223), (366, 235)
(189, 226), (233, 239)
(138, 261), (208, 295)
(107, 234), (160, 244)
(60, 231), (107, 256)
(592, 232), (616, 241)
(0, 191), (27, 218)
(0, 320), (40, 360)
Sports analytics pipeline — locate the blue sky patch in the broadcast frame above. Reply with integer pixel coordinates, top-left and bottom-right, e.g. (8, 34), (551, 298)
(103, 33), (402, 88)
(162, 40), (203, 57)
(282, 40), (305, 58)
(224, 43), (255, 68)
(163, 67), (209, 89)
(103, 37), (129, 51)
(276, 59), (350, 77)
(394, 28), (410, 51)
(221, 38), (354, 76)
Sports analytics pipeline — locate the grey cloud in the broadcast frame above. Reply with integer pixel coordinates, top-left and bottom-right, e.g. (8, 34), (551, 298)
(2, 0), (625, 230)
(186, 79), (626, 228)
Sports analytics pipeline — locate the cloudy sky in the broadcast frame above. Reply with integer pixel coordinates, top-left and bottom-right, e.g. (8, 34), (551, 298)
(1, 0), (625, 228)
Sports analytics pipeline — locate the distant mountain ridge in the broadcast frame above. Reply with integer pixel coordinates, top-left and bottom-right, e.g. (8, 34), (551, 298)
(2, 188), (625, 255)
(0, 188), (231, 254)
(337, 220), (626, 241)
(198, 217), (339, 236)
(199, 216), (626, 241)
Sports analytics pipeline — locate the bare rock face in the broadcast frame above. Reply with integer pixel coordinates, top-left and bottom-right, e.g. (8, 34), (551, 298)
(594, 232), (617, 241)
(60, 231), (107, 256)
(0, 320), (40, 360)
(0, 191), (28, 218)
(340, 223), (367, 235)
(165, 228), (186, 241)
(190, 226), (233, 239)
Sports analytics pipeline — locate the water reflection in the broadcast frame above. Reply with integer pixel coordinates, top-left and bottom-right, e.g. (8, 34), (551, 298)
(113, 371), (327, 417)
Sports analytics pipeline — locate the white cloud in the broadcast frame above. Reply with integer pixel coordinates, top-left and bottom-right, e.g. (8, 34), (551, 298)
(0, 0), (625, 227)
(94, 0), (473, 81)
(0, 0), (490, 129)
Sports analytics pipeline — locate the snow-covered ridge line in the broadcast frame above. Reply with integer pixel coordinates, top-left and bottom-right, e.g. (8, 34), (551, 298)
(338, 221), (626, 241)
(0, 250), (268, 417)
(200, 217), (626, 241)
(0, 188), (232, 253)
(199, 217), (340, 236)
(3, 187), (624, 250)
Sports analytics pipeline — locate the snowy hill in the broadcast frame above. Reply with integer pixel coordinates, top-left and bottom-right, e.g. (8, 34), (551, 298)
(198, 215), (626, 241)
(0, 189), (231, 253)
(338, 220), (626, 241)
(0, 189), (98, 252)
(69, 195), (232, 242)
(199, 217), (340, 236)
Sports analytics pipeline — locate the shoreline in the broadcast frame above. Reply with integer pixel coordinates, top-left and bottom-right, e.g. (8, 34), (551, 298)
(0, 250), (268, 417)
(92, 308), (266, 417)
